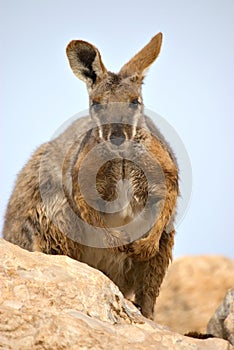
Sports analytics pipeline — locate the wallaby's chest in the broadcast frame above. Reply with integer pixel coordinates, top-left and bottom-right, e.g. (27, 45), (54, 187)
(95, 158), (147, 226)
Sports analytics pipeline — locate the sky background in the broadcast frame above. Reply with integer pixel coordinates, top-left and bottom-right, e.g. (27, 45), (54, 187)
(1, 0), (234, 258)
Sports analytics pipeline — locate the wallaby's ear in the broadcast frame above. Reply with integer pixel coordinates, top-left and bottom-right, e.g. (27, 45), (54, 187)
(119, 33), (162, 80)
(66, 40), (107, 88)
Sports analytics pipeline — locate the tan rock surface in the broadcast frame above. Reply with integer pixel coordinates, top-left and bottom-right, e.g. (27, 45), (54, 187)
(207, 289), (234, 345)
(154, 255), (234, 334)
(0, 239), (233, 350)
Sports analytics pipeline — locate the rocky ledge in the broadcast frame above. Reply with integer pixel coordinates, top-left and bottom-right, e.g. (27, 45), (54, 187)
(0, 238), (233, 350)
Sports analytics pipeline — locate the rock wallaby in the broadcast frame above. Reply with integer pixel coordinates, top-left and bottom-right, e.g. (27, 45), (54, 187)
(3, 33), (179, 319)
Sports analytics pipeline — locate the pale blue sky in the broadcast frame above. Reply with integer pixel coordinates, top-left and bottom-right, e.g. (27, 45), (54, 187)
(1, 0), (234, 258)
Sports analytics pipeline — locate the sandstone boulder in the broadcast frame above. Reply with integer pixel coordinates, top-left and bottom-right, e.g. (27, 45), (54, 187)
(154, 255), (234, 334)
(0, 239), (232, 349)
(207, 289), (234, 345)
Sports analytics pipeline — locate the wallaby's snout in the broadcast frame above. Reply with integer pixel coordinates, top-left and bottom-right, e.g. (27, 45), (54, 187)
(109, 123), (126, 146)
(91, 121), (134, 148)
(90, 102), (142, 145)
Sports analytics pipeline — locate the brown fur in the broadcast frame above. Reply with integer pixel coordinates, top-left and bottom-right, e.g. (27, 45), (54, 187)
(3, 33), (179, 319)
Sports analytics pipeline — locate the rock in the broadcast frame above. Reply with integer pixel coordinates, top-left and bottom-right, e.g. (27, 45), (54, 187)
(0, 238), (233, 350)
(207, 289), (234, 345)
(154, 255), (234, 334)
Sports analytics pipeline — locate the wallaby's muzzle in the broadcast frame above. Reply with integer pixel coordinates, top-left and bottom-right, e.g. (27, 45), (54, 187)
(90, 102), (143, 144)
(109, 123), (126, 146)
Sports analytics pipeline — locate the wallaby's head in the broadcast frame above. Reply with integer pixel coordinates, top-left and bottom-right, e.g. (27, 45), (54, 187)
(66, 33), (162, 146)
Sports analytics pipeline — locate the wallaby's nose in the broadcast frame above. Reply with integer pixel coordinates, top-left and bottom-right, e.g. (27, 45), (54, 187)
(109, 124), (126, 146)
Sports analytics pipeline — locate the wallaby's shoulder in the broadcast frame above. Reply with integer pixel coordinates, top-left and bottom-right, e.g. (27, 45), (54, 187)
(144, 115), (178, 167)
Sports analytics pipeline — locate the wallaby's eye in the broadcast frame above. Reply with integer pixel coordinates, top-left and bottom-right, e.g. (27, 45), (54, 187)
(130, 98), (141, 108)
(91, 100), (103, 112)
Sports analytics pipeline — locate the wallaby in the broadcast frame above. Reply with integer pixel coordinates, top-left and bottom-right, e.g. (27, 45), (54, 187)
(3, 33), (179, 319)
